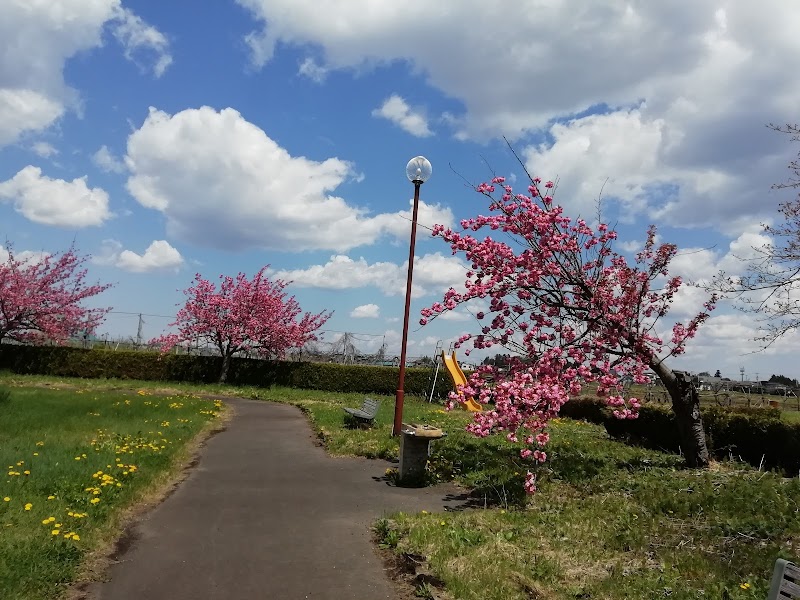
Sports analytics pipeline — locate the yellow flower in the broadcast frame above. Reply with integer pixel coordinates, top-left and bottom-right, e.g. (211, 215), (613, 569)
(421, 510), (428, 514)
(51, 529), (60, 536)
(90, 498), (100, 505)
(440, 521), (446, 526)
(72, 534), (80, 541)
(23, 470), (30, 475)
(33, 453), (38, 456)
(47, 495), (55, 500)
(2, 497), (9, 502)
(24, 503), (32, 511)
(740, 583), (751, 590)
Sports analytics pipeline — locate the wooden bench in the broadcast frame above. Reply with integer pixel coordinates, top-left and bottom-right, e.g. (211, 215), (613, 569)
(768, 559), (800, 599)
(343, 397), (380, 427)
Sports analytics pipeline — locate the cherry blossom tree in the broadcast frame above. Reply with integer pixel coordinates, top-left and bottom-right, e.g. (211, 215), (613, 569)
(423, 173), (716, 491)
(0, 244), (112, 344)
(154, 267), (331, 382)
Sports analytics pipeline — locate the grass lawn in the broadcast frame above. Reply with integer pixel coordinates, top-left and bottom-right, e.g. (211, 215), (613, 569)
(0, 382), (225, 600)
(268, 387), (799, 600)
(1, 373), (798, 599)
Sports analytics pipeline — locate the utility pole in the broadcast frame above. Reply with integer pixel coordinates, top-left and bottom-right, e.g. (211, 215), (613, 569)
(136, 314), (144, 347)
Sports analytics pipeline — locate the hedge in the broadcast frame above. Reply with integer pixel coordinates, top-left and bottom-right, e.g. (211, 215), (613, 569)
(0, 345), (453, 398)
(562, 397), (800, 475)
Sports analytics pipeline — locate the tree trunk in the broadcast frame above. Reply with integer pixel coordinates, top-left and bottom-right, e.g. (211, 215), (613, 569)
(650, 361), (710, 468)
(219, 353), (232, 384)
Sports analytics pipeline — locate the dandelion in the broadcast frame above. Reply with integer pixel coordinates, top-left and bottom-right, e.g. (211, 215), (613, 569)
(24, 503), (32, 511)
(23, 470), (30, 475)
(47, 495), (55, 500)
(740, 583), (751, 590)
(2, 497), (9, 502)
(90, 498), (100, 505)
(51, 529), (60, 536)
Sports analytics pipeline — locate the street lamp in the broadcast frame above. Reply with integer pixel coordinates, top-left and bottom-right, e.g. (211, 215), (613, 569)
(393, 156), (433, 436)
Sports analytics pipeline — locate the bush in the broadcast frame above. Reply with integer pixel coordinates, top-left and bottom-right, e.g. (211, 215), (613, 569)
(0, 345), (452, 397)
(600, 402), (800, 475)
(559, 397), (608, 424)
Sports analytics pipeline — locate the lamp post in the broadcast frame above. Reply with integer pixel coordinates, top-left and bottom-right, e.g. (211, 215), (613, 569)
(393, 156), (432, 436)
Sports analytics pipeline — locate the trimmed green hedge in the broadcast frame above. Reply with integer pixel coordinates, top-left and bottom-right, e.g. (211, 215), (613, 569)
(0, 345), (452, 397)
(562, 397), (800, 475)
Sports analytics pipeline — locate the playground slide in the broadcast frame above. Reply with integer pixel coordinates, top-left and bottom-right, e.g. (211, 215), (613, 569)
(441, 351), (483, 411)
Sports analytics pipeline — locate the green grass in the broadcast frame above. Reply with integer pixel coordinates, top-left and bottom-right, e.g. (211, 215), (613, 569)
(0, 384), (224, 600)
(367, 417), (800, 599)
(272, 390), (798, 600)
(2, 373), (798, 599)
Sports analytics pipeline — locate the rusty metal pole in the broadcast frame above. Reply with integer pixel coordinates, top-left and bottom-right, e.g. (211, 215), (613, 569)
(393, 181), (422, 436)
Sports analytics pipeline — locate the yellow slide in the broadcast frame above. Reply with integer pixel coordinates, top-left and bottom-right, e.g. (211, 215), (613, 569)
(441, 351), (483, 411)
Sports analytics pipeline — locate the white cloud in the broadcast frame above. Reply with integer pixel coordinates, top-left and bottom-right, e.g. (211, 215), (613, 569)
(234, 0), (800, 234)
(110, 6), (173, 77)
(298, 57), (328, 83)
(273, 252), (468, 298)
(372, 95), (432, 137)
(0, 246), (49, 266)
(94, 239), (183, 273)
(93, 145), (126, 174)
(31, 141), (59, 158)
(0, 1), (171, 147)
(350, 303), (380, 318)
(0, 90), (65, 147)
(0, 166), (110, 227)
(125, 106), (453, 251)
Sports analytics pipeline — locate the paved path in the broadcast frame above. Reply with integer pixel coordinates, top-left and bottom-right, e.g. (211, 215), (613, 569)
(86, 398), (471, 600)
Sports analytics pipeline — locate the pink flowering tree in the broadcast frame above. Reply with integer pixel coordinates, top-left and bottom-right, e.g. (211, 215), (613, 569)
(0, 244), (112, 344)
(423, 174), (716, 491)
(154, 267), (331, 383)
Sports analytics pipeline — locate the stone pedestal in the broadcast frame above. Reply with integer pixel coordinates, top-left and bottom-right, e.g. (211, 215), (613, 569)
(399, 424), (444, 485)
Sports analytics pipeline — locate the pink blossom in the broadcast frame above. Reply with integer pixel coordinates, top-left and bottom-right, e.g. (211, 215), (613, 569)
(418, 173), (715, 492)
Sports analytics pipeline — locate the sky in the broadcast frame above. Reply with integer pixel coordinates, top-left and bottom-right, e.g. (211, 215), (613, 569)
(1, 0), (800, 381)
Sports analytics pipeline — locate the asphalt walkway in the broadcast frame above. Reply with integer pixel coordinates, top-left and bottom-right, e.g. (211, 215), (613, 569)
(85, 398), (470, 599)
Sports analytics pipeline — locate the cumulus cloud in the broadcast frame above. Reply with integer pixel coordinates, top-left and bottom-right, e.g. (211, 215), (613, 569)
(298, 57), (328, 83)
(372, 95), (432, 137)
(92, 145), (126, 174)
(0, 1), (172, 147)
(0, 246), (49, 266)
(110, 6), (173, 77)
(234, 0), (800, 235)
(94, 239), (183, 273)
(350, 303), (380, 318)
(125, 106), (454, 251)
(0, 166), (110, 227)
(0, 90), (65, 147)
(31, 141), (59, 158)
(273, 252), (468, 298)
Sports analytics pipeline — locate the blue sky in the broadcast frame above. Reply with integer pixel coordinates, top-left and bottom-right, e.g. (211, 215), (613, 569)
(2, 0), (800, 381)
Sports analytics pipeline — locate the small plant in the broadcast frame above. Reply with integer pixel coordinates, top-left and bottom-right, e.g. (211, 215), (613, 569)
(414, 582), (435, 599)
(374, 518), (401, 549)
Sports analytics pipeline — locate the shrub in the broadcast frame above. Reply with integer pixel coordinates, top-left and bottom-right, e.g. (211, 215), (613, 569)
(0, 345), (452, 397)
(601, 402), (800, 475)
